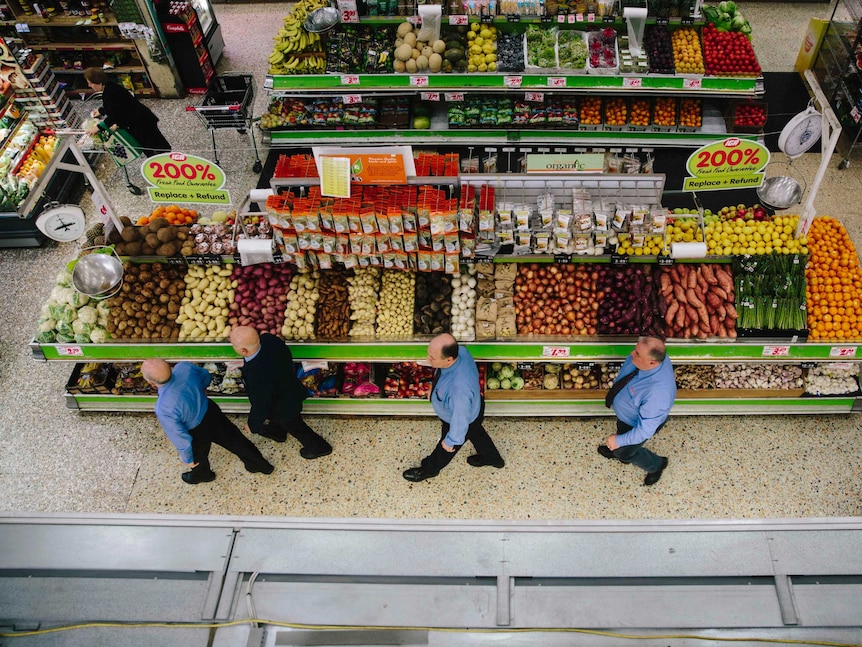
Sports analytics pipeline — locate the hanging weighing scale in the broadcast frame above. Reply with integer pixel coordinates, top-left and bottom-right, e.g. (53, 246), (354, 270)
(34, 202), (87, 242)
(777, 104), (823, 159)
(757, 103), (823, 211)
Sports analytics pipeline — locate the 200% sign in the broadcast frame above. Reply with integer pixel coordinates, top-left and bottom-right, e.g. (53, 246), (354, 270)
(144, 153), (226, 188)
(686, 138), (770, 178)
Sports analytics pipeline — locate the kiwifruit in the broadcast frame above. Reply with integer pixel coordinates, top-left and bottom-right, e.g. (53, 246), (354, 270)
(156, 242), (177, 257)
(120, 227), (140, 242)
(148, 217), (169, 232)
(145, 233), (160, 249)
(156, 226), (175, 243)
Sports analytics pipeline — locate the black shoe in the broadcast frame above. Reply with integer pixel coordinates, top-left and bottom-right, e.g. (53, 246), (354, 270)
(597, 445), (617, 460)
(246, 462), (274, 474)
(403, 467), (438, 482)
(300, 445), (332, 460)
(256, 429), (287, 442)
(466, 454), (505, 469)
(643, 457), (668, 486)
(182, 470), (215, 484)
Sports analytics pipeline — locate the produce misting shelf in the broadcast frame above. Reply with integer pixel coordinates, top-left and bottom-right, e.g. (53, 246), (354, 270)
(266, 73), (763, 95)
(62, 392), (861, 415)
(31, 340), (862, 363)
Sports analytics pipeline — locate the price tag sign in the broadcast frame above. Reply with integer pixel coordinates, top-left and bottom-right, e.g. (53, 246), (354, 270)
(541, 14), (554, 22)
(15, 22), (30, 32)
(611, 254), (629, 266)
(587, 12), (595, 21)
(506, 13), (520, 22)
(272, 252), (285, 264)
(681, 16), (694, 25)
(575, 12), (584, 21)
(408, 15), (422, 25)
(542, 346), (571, 358)
(657, 255), (674, 266)
(683, 77), (703, 90)
(603, 14), (615, 22)
(830, 362), (855, 369)
(525, 91), (544, 102)
(445, 92), (465, 101)
(504, 76), (523, 88)
(575, 362), (595, 371)
(57, 345), (84, 356)
(233, 253), (243, 265)
(336, 0), (360, 23)
(762, 345), (791, 357)
(340, 74), (360, 85)
(420, 92), (440, 101)
(342, 94), (363, 104)
(557, 14), (565, 22)
(186, 255), (207, 266)
(547, 76), (566, 88)
(800, 361), (817, 369)
(656, 17), (668, 25)
(567, 13), (576, 23)
(166, 256), (187, 266)
(829, 346), (858, 358)
(852, 106), (862, 124)
(622, 77), (643, 88)
(448, 14), (468, 24)
(410, 75), (429, 87)
(517, 362), (535, 370)
(553, 253), (571, 264)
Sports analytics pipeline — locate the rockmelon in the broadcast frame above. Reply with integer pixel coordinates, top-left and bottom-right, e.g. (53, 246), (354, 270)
(403, 32), (417, 47)
(432, 39), (446, 54)
(396, 21), (413, 38)
(395, 43), (413, 62)
(429, 52), (443, 72)
(405, 58), (418, 73)
(416, 55), (429, 71)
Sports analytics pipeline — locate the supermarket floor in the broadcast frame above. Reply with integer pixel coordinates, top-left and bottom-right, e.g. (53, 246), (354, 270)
(1, 2), (861, 520)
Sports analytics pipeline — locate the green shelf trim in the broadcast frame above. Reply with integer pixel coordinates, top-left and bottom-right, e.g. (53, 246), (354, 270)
(34, 340), (862, 362)
(268, 73), (761, 94)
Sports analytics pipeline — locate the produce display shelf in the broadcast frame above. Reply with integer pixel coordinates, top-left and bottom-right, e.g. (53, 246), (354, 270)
(50, 65), (147, 75)
(32, 340), (862, 362)
(26, 42), (138, 52)
(63, 392), (860, 415)
(265, 128), (758, 147)
(345, 16), (705, 28)
(266, 74), (763, 95)
(12, 14), (119, 27)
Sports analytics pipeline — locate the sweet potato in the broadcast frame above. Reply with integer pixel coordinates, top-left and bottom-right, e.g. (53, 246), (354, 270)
(725, 303), (739, 320)
(665, 300), (679, 325)
(673, 284), (688, 304)
(702, 264), (718, 285)
(686, 288), (705, 309)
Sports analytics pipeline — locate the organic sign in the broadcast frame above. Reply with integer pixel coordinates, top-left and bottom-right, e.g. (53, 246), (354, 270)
(683, 138), (770, 192)
(142, 152), (230, 205)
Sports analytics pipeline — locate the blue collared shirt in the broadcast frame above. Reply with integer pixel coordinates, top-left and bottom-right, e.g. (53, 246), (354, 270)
(154, 362), (211, 463)
(612, 354), (676, 447)
(245, 345), (261, 362)
(431, 347), (482, 447)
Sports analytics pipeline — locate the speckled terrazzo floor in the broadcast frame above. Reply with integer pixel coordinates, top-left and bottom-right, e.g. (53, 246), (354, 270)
(0, 3), (860, 520)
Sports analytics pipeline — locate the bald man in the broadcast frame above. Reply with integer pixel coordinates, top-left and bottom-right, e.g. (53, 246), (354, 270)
(142, 359), (273, 484)
(403, 333), (504, 482)
(599, 335), (675, 486)
(229, 326), (332, 459)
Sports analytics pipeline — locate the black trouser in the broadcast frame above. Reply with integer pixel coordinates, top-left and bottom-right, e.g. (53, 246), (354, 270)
(610, 419), (666, 473)
(421, 399), (503, 475)
(268, 414), (332, 453)
(188, 400), (271, 476)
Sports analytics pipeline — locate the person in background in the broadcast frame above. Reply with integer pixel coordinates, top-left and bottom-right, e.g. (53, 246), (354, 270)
(599, 335), (676, 486)
(403, 333), (504, 482)
(229, 326), (333, 460)
(83, 67), (171, 157)
(141, 359), (274, 484)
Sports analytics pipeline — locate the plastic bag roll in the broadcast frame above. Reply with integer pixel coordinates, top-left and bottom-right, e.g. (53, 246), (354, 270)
(671, 242), (707, 259)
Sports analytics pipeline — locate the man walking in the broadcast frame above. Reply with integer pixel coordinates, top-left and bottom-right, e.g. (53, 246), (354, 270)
(229, 326), (332, 459)
(599, 335), (676, 486)
(142, 359), (274, 484)
(403, 333), (504, 482)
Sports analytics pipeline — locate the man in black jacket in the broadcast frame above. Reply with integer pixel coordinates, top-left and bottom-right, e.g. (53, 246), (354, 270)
(229, 326), (332, 459)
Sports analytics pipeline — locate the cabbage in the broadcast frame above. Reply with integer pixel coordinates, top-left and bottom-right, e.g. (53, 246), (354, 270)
(487, 377), (500, 390)
(510, 376), (525, 390)
(89, 327), (109, 344)
(731, 14), (746, 29)
(69, 291), (90, 308)
(34, 330), (56, 343)
(498, 365), (515, 379)
(500, 377), (512, 390)
(77, 305), (98, 324)
(72, 319), (93, 336)
(718, 1), (736, 14)
(37, 318), (56, 333)
(491, 362), (503, 372)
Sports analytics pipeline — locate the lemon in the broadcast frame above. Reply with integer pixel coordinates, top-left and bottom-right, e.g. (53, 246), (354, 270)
(723, 246), (733, 255)
(634, 247), (643, 256)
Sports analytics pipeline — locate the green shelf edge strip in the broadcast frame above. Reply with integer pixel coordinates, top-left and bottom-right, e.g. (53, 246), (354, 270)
(35, 341), (861, 361)
(268, 74), (760, 93)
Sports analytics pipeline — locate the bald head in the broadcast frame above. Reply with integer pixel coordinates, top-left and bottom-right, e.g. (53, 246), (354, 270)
(141, 359), (172, 386)
(229, 326), (261, 357)
(427, 333), (459, 369)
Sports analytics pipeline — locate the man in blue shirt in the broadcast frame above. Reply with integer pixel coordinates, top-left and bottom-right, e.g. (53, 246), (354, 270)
(403, 333), (505, 482)
(599, 335), (676, 486)
(142, 359), (274, 484)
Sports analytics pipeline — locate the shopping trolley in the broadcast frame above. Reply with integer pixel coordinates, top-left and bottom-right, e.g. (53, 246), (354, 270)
(61, 90), (143, 195)
(186, 73), (263, 173)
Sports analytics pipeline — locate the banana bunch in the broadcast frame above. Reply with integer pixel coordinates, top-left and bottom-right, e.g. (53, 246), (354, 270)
(268, 54), (326, 75)
(268, 0), (329, 73)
